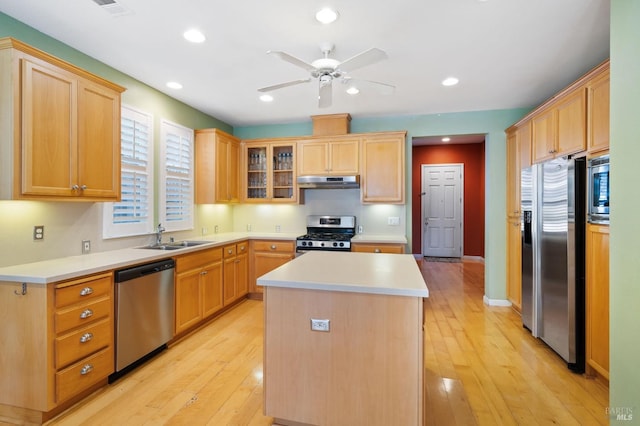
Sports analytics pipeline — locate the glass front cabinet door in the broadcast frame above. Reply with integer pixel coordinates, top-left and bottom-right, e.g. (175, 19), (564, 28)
(244, 142), (296, 203)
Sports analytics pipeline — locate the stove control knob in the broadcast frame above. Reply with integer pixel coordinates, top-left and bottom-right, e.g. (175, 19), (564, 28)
(301, 241), (307, 246)
(339, 242), (344, 247)
(332, 242), (338, 247)
(320, 242), (325, 247)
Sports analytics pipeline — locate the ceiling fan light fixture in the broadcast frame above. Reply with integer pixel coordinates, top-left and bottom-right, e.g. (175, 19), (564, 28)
(183, 29), (206, 43)
(166, 81), (183, 89)
(315, 8), (339, 24)
(259, 94), (274, 102)
(442, 77), (459, 86)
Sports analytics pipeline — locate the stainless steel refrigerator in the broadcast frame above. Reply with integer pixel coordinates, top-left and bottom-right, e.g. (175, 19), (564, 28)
(521, 156), (586, 372)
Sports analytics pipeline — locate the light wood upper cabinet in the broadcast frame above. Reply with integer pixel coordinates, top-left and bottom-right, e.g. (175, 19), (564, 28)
(195, 128), (240, 203)
(531, 88), (586, 164)
(587, 67), (610, 154)
(0, 39), (124, 201)
(297, 137), (359, 175)
(518, 121), (532, 169)
(242, 140), (297, 203)
(361, 132), (406, 203)
(506, 129), (520, 218)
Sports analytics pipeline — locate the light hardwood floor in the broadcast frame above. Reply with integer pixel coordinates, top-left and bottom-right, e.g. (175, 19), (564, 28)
(40, 258), (608, 425)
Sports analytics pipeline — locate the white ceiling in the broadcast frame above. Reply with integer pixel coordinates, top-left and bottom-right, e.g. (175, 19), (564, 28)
(0, 0), (610, 128)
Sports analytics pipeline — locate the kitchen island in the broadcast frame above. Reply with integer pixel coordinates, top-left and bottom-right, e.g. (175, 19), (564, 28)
(257, 251), (429, 426)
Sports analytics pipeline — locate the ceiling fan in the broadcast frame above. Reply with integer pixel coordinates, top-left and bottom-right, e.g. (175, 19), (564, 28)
(258, 42), (395, 108)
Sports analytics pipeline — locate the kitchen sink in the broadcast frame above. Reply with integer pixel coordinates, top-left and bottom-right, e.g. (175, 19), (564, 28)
(137, 240), (214, 250)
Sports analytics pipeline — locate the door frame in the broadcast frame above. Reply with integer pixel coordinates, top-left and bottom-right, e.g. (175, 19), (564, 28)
(420, 163), (464, 258)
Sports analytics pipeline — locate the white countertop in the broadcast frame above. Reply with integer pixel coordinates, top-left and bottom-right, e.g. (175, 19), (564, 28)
(351, 234), (408, 244)
(257, 251), (428, 298)
(0, 232), (409, 285)
(0, 232), (296, 284)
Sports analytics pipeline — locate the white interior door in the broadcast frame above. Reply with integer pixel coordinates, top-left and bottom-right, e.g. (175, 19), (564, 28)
(422, 164), (463, 257)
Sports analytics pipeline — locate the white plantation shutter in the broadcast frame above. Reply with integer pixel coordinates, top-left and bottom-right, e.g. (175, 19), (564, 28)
(160, 120), (194, 231)
(103, 106), (154, 238)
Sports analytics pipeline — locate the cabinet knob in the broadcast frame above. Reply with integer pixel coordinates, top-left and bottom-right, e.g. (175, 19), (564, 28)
(80, 364), (94, 375)
(228, 249), (233, 254)
(374, 248), (381, 253)
(79, 287), (94, 296)
(72, 184), (79, 190)
(270, 245), (276, 250)
(80, 309), (93, 319)
(80, 332), (93, 343)
(201, 271), (208, 275)
(80, 184), (87, 190)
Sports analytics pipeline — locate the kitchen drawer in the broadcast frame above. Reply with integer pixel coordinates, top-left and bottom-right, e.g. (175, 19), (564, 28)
(223, 244), (237, 258)
(252, 240), (295, 253)
(56, 346), (113, 403)
(55, 273), (112, 309)
(56, 318), (112, 368)
(55, 297), (112, 334)
(351, 243), (404, 254)
(176, 247), (222, 273)
(237, 241), (248, 255)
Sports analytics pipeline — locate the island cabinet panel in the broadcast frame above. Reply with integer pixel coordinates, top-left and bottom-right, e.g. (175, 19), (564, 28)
(264, 287), (423, 425)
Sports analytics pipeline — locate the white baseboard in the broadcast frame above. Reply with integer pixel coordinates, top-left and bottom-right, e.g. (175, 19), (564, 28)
(483, 295), (512, 307)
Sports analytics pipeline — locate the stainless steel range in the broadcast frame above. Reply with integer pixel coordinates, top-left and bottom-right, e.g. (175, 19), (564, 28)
(296, 215), (356, 253)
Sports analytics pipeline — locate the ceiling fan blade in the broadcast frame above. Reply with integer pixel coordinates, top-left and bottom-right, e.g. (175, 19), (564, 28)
(342, 77), (395, 95)
(318, 79), (332, 108)
(338, 48), (388, 73)
(267, 50), (317, 73)
(258, 79), (311, 92)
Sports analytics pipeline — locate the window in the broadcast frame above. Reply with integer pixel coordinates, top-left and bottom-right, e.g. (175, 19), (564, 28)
(103, 105), (154, 238)
(159, 119), (194, 232)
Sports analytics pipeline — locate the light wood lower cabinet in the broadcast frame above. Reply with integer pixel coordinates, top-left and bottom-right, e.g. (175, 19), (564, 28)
(175, 248), (223, 335)
(249, 240), (295, 297)
(0, 272), (114, 423)
(506, 218), (522, 311)
(351, 242), (404, 254)
(586, 223), (609, 380)
(223, 241), (248, 306)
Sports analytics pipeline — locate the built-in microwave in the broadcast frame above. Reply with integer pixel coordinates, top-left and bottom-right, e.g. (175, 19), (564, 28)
(587, 154), (609, 224)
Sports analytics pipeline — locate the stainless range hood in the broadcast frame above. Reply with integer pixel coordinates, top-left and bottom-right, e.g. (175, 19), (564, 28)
(297, 175), (360, 189)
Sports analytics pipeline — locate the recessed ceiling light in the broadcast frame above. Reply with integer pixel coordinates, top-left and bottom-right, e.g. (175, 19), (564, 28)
(442, 77), (459, 86)
(183, 29), (206, 43)
(260, 94), (274, 102)
(315, 8), (339, 24)
(166, 81), (183, 89)
(346, 86), (360, 95)
(442, 137), (451, 142)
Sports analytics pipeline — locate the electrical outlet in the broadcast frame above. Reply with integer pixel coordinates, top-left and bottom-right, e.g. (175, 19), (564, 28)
(310, 319), (330, 332)
(82, 240), (91, 254)
(33, 225), (44, 241)
(247, 224), (252, 231)
(275, 225), (281, 233)
(358, 225), (363, 234)
(214, 225), (219, 234)
(202, 227), (208, 235)
(388, 216), (400, 226)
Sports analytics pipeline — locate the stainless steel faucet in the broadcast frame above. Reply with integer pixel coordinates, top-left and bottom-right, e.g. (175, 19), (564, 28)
(156, 223), (165, 245)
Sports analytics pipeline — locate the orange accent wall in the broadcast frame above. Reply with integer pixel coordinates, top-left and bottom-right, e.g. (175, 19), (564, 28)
(411, 143), (485, 257)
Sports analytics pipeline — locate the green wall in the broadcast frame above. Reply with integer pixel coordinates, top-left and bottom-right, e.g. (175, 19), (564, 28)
(610, 1), (640, 422)
(237, 108), (529, 302)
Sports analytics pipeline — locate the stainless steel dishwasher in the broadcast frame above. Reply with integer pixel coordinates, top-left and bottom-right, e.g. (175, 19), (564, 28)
(110, 258), (175, 381)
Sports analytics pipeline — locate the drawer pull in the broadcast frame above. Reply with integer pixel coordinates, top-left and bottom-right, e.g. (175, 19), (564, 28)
(79, 287), (94, 296)
(80, 332), (93, 343)
(270, 245), (276, 250)
(201, 271), (208, 275)
(80, 309), (93, 319)
(80, 364), (94, 375)
(240, 246), (246, 252)
(374, 248), (381, 253)
(228, 249), (233, 254)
